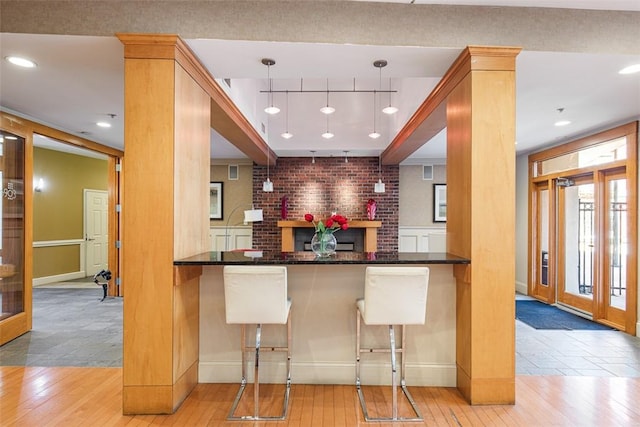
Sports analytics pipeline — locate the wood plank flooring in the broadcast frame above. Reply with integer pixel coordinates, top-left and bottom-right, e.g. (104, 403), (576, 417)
(2, 366), (640, 426)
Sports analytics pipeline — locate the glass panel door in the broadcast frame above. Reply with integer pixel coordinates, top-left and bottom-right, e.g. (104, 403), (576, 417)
(557, 176), (595, 313)
(0, 130), (27, 345)
(531, 182), (553, 302)
(602, 171), (628, 327)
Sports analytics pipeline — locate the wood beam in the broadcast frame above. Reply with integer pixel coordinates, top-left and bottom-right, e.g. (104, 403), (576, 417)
(117, 33), (276, 166)
(382, 46), (521, 165)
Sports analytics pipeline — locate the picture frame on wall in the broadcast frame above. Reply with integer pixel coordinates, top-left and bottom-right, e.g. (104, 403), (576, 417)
(210, 182), (223, 219)
(433, 184), (447, 223)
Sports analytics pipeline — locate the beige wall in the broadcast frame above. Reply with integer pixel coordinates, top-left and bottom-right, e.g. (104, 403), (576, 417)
(33, 147), (108, 278)
(399, 164), (447, 226)
(209, 163), (252, 228)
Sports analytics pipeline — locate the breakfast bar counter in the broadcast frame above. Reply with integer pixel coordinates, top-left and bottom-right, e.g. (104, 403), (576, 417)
(175, 251), (469, 387)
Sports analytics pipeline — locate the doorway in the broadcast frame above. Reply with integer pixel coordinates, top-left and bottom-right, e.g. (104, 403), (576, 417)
(84, 189), (108, 276)
(528, 122), (637, 334)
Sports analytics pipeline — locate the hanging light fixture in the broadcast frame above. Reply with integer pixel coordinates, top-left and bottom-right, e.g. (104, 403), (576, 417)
(262, 58), (280, 115)
(322, 115), (334, 139)
(263, 93), (274, 193)
(373, 60), (398, 116)
(368, 91), (381, 139)
(320, 78), (335, 115)
(382, 77), (398, 115)
(374, 155), (386, 193)
(281, 90), (293, 139)
(310, 150), (316, 164)
(344, 151), (349, 163)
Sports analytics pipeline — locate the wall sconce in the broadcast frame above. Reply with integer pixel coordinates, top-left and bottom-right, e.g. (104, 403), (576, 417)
(34, 177), (45, 192)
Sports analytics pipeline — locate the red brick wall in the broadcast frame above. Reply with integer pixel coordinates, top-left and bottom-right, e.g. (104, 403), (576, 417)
(252, 157), (399, 252)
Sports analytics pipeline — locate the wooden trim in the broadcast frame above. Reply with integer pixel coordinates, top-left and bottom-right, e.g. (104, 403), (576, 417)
(1, 111), (124, 158)
(381, 46), (521, 165)
(116, 33), (276, 166)
(276, 220), (382, 252)
(529, 121), (638, 163)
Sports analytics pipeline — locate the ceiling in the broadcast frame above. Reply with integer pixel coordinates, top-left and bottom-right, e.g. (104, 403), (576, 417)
(0, 1), (638, 163)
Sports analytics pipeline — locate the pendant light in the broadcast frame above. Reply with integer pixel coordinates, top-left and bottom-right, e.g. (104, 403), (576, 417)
(281, 90), (293, 139)
(382, 77), (398, 115)
(374, 155), (386, 193)
(262, 58), (280, 115)
(263, 93), (274, 193)
(322, 115), (334, 139)
(320, 78), (335, 114)
(368, 91), (381, 139)
(373, 60), (398, 115)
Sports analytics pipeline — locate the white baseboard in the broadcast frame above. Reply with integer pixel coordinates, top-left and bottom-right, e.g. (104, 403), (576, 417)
(515, 281), (528, 295)
(199, 361), (456, 387)
(33, 271), (86, 287)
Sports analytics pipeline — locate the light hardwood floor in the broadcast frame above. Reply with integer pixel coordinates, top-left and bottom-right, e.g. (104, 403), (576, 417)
(2, 366), (640, 426)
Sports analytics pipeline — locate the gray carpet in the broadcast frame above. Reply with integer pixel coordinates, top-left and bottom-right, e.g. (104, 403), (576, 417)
(0, 287), (122, 367)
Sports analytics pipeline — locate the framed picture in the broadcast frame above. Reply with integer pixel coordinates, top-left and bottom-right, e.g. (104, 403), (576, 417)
(209, 182), (223, 219)
(433, 184), (447, 223)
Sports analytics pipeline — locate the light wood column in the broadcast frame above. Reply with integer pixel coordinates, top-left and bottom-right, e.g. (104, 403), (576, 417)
(446, 47), (520, 404)
(118, 34), (210, 414)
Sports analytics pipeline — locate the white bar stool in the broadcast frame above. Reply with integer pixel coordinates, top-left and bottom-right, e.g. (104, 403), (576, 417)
(356, 266), (430, 422)
(223, 265), (292, 421)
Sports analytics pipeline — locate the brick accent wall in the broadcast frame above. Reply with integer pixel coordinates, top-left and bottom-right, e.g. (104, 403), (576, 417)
(252, 157), (399, 252)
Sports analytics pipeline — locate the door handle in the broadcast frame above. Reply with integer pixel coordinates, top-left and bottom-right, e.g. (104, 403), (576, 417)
(85, 235), (95, 241)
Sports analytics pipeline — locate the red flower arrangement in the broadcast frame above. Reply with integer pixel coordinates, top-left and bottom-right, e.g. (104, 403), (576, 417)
(304, 213), (349, 234)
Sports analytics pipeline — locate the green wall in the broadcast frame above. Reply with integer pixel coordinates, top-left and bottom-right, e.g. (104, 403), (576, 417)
(33, 147), (108, 279)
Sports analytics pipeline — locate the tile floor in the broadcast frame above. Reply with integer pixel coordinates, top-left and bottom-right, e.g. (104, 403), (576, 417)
(515, 295), (640, 377)
(2, 287), (640, 378)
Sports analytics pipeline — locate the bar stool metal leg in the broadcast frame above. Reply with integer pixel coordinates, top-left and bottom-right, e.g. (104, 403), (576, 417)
(356, 318), (423, 422)
(227, 315), (292, 421)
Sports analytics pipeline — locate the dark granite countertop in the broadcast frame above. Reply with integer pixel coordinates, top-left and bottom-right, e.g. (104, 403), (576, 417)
(174, 251), (470, 265)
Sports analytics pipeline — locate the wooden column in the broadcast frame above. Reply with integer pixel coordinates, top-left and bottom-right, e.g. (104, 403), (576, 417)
(447, 47), (520, 404)
(118, 34), (210, 414)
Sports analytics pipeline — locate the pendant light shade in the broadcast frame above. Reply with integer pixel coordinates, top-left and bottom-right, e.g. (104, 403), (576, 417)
(382, 77), (398, 114)
(320, 79), (335, 114)
(262, 58), (280, 115)
(374, 155), (386, 193)
(281, 91), (293, 139)
(369, 91), (380, 139)
(322, 115), (334, 139)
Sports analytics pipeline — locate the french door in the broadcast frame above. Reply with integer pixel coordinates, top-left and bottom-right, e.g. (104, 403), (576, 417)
(528, 122), (637, 334)
(555, 170), (631, 327)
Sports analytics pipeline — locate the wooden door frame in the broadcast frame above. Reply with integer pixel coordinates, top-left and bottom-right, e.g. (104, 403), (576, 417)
(0, 118), (32, 345)
(528, 121), (638, 334)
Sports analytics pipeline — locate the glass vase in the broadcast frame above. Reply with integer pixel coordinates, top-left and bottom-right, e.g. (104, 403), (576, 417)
(311, 232), (337, 257)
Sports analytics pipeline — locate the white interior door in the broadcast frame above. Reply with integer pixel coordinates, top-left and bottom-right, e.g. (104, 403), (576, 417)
(84, 189), (108, 276)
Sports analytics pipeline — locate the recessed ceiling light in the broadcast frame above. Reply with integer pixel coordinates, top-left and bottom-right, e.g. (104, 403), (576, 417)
(96, 121), (112, 128)
(554, 120), (571, 127)
(5, 56), (36, 68)
(619, 64), (640, 75)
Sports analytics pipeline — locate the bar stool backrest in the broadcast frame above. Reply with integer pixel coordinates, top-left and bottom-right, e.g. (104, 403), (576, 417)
(363, 266), (429, 325)
(223, 265), (289, 324)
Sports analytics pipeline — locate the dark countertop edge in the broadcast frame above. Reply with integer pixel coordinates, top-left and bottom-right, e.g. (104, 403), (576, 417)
(174, 252), (470, 266)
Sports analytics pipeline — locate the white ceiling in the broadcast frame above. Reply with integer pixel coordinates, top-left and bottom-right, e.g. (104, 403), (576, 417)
(0, 0), (639, 162)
